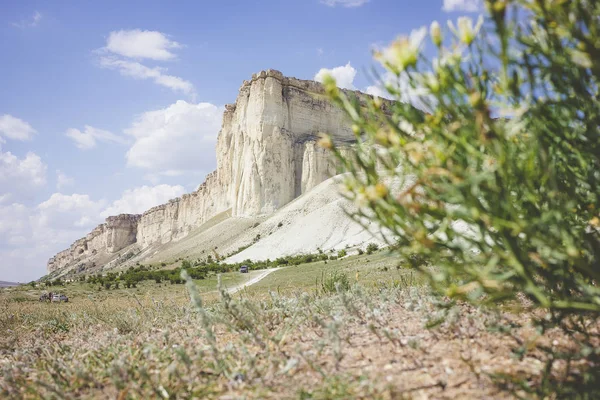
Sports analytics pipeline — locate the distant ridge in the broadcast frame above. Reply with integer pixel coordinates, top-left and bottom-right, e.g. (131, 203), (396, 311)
(0, 281), (20, 288)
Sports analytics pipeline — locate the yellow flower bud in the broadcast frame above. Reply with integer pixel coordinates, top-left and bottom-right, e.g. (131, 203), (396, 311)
(365, 183), (388, 201)
(376, 28), (425, 73)
(321, 74), (339, 97)
(375, 128), (390, 146)
(317, 133), (333, 150)
(469, 91), (483, 108)
(424, 72), (440, 93)
(389, 38), (418, 70)
(430, 21), (442, 47)
(493, 0), (507, 13)
(372, 96), (382, 109)
(450, 16), (483, 46)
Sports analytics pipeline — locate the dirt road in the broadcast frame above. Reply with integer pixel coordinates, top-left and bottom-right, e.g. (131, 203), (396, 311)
(228, 268), (280, 294)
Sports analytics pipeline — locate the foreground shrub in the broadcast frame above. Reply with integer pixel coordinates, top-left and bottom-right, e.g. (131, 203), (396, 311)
(323, 0), (600, 396)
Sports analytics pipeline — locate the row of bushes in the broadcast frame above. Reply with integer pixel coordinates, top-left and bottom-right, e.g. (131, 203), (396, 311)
(54, 243), (382, 288)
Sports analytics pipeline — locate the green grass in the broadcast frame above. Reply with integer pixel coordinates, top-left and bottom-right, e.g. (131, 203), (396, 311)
(244, 251), (425, 295)
(10, 269), (261, 303)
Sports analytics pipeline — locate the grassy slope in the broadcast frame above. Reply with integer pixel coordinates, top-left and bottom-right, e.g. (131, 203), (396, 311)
(245, 251), (423, 295)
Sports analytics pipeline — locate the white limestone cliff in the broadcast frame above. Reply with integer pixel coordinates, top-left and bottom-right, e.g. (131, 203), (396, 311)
(47, 69), (384, 274)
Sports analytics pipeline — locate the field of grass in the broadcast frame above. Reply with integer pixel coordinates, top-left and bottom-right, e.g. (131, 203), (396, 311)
(0, 251), (586, 399)
(8, 269), (263, 304)
(244, 251), (425, 295)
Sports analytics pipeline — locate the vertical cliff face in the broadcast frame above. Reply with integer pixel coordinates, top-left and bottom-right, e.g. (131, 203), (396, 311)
(221, 70), (358, 217)
(47, 69), (373, 274)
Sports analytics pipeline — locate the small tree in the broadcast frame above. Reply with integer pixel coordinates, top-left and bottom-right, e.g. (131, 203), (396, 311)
(322, 0), (600, 395)
(366, 243), (379, 255)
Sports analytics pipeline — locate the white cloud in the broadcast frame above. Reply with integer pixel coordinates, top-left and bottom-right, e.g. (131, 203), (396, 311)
(0, 183), (188, 281)
(97, 29), (195, 96)
(56, 170), (74, 190)
(99, 56), (195, 96)
(0, 203), (29, 239)
(314, 62), (357, 90)
(65, 125), (127, 150)
(0, 193), (106, 282)
(37, 193), (106, 229)
(442, 0), (482, 12)
(0, 149), (47, 202)
(125, 100), (223, 177)
(320, 0), (369, 7)
(364, 83), (388, 98)
(101, 184), (186, 217)
(0, 114), (36, 141)
(106, 30), (182, 61)
(12, 11), (42, 29)
(32, 11), (42, 25)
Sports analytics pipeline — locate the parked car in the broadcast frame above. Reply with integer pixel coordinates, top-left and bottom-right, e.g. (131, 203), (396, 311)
(239, 265), (249, 273)
(51, 294), (69, 303)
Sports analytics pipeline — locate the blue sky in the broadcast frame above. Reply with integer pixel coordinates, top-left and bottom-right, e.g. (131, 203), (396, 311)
(0, 0), (481, 282)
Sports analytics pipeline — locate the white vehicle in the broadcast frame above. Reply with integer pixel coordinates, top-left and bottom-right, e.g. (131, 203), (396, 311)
(51, 294), (69, 303)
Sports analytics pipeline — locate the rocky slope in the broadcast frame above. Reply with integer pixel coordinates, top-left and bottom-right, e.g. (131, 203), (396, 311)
(47, 70), (385, 275)
(226, 175), (388, 264)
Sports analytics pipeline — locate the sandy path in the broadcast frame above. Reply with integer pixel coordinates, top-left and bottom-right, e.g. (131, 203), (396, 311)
(228, 268), (280, 294)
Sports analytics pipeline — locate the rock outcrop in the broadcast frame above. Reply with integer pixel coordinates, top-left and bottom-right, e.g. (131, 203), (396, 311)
(47, 214), (140, 272)
(47, 69), (383, 274)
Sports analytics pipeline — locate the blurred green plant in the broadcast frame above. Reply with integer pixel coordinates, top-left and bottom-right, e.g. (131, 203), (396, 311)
(322, 0), (600, 396)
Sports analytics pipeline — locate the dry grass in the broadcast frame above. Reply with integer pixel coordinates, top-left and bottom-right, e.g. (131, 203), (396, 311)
(2, 265), (592, 400)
